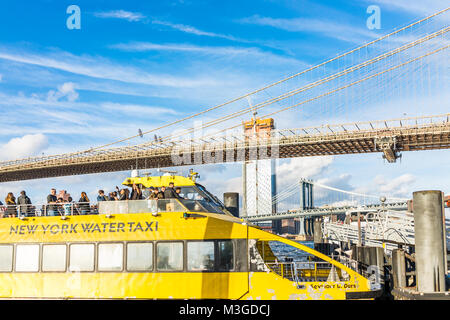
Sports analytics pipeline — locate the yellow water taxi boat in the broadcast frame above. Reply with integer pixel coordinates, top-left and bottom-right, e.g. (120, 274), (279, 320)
(0, 172), (380, 299)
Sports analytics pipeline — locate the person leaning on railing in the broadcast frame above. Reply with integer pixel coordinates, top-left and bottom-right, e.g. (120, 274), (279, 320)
(17, 190), (32, 217)
(47, 188), (58, 216)
(78, 192), (90, 215)
(5, 192), (17, 218)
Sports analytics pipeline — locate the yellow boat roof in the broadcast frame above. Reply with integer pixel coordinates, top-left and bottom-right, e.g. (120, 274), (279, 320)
(122, 175), (196, 188)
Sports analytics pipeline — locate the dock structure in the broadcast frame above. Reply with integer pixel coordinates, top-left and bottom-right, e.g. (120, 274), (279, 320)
(311, 190), (450, 300)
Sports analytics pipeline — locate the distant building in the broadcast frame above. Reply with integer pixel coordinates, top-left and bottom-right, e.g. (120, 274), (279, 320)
(242, 118), (277, 230)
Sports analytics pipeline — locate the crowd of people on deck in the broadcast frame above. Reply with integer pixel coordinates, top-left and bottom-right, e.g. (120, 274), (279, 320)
(0, 182), (183, 218)
(99, 182), (183, 202)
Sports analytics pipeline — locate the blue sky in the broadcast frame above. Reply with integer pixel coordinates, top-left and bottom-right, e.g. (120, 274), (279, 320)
(0, 0), (449, 213)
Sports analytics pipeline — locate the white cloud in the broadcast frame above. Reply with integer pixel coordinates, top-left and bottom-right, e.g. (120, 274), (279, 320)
(366, 0), (449, 16)
(100, 102), (179, 117)
(238, 15), (379, 43)
(0, 134), (49, 161)
(373, 174), (416, 198)
(276, 156), (334, 186)
(0, 48), (221, 88)
(151, 20), (242, 42)
(94, 11), (245, 43)
(109, 41), (304, 66)
(0, 74), (2, 82)
(47, 82), (79, 102)
(94, 10), (145, 22)
(95, 10), (242, 41)
(110, 42), (258, 55)
(314, 173), (355, 205)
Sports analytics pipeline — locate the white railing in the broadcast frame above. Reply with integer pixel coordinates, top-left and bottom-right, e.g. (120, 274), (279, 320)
(0, 198), (215, 218)
(0, 202), (96, 217)
(323, 210), (450, 255)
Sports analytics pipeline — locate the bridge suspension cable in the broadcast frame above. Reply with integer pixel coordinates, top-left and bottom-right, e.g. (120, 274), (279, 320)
(183, 41), (449, 143)
(61, 23), (447, 158)
(75, 8), (450, 152)
(0, 8), (448, 174)
(152, 27), (449, 144)
(309, 180), (409, 202)
(271, 181), (299, 205)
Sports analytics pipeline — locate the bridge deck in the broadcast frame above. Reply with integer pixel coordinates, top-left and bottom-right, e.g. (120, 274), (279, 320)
(0, 114), (449, 182)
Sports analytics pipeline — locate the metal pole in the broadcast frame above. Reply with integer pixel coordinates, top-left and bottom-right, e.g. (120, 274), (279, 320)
(313, 218), (323, 244)
(392, 249), (406, 289)
(413, 190), (446, 292)
(357, 212), (362, 247)
(375, 247), (385, 281)
(242, 162), (247, 218)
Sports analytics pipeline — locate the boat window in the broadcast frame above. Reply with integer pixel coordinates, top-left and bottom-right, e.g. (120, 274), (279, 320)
(42, 244), (67, 272)
(196, 184), (226, 207)
(156, 242), (183, 271)
(98, 199), (185, 214)
(177, 187), (205, 201)
(198, 200), (224, 214)
(180, 200), (208, 212)
(0, 245), (13, 272)
(98, 243), (123, 271)
(187, 241), (214, 271)
(180, 199), (224, 214)
(15, 244), (40, 272)
(218, 240), (234, 271)
(69, 244), (95, 272)
(127, 242), (153, 271)
(154, 199), (185, 212)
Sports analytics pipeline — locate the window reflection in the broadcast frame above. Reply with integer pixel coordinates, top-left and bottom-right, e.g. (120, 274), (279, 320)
(218, 241), (234, 270)
(187, 241), (214, 271)
(157, 242), (183, 271)
(42, 244), (66, 272)
(127, 243), (153, 271)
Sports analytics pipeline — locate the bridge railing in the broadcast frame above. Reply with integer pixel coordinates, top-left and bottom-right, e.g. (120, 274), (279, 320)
(275, 113), (450, 138)
(0, 113), (449, 171)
